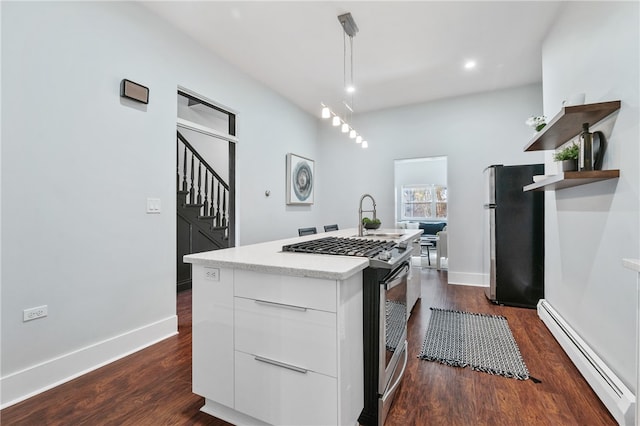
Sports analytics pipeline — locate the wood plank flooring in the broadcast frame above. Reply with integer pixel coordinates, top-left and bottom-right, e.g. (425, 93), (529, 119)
(1, 268), (616, 425)
(388, 268), (616, 426)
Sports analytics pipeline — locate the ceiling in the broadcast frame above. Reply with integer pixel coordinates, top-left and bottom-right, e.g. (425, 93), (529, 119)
(141, 1), (563, 116)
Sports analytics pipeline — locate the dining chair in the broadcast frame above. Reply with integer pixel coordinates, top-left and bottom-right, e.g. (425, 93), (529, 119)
(298, 227), (317, 236)
(324, 224), (339, 232)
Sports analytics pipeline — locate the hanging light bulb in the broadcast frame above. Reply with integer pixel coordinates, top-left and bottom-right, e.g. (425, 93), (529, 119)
(321, 106), (330, 119)
(349, 129), (357, 139)
(341, 122), (349, 133)
(332, 115), (341, 126)
(345, 85), (356, 94)
(361, 140), (368, 148)
(356, 135), (362, 144)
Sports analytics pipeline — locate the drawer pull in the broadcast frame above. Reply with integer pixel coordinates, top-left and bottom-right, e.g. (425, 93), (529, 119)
(254, 299), (307, 312)
(254, 355), (308, 374)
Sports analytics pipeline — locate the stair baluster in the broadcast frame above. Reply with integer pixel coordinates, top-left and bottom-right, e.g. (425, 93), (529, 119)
(203, 170), (209, 218)
(189, 153), (195, 204)
(182, 146), (188, 192)
(222, 191), (227, 226)
(196, 162), (202, 206)
(210, 175), (215, 217)
(216, 181), (221, 226)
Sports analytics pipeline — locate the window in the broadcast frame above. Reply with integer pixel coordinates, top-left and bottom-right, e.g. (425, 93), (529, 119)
(401, 184), (447, 220)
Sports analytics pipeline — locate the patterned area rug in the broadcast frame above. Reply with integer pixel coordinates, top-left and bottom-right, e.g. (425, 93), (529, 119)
(419, 308), (530, 380)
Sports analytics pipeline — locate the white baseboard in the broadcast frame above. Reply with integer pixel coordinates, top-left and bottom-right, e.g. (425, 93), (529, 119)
(201, 398), (269, 425)
(447, 271), (487, 287)
(537, 299), (635, 425)
(0, 315), (178, 409)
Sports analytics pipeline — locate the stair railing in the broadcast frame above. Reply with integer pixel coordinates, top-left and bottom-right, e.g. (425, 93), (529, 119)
(177, 130), (229, 227)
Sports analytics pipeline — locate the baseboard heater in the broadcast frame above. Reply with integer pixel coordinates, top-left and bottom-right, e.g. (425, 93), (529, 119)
(537, 299), (635, 425)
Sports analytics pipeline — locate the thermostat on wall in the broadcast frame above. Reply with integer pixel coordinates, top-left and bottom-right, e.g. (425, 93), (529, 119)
(120, 79), (149, 104)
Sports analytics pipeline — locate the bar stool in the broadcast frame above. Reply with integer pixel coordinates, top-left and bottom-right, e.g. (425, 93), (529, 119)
(298, 227), (317, 236)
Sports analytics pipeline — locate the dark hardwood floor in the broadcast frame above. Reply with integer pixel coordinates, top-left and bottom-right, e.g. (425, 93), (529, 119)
(1, 268), (616, 425)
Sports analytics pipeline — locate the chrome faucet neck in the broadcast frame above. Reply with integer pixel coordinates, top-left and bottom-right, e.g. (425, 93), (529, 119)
(358, 193), (377, 236)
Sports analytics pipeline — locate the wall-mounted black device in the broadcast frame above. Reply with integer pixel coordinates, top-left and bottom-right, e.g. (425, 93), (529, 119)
(120, 79), (149, 104)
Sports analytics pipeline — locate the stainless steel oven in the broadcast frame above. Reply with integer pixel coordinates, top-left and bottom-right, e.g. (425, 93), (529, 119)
(281, 237), (412, 426)
(379, 261), (409, 423)
(359, 260), (410, 426)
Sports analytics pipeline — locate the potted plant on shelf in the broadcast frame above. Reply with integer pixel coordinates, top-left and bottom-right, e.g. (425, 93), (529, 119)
(553, 142), (579, 172)
(526, 115), (547, 132)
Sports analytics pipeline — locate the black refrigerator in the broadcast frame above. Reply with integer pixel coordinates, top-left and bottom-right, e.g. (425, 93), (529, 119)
(483, 164), (544, 308)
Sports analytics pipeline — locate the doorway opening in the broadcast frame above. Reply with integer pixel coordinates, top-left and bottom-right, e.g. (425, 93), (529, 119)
(394, 156), (448, 269)
(176, 89), (237, 291)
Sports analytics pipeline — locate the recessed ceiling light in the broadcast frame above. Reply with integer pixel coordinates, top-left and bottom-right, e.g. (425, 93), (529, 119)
(464, 60), (477, 70)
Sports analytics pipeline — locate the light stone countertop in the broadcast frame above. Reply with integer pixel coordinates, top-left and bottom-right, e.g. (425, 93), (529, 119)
(183, 228), (423, 280)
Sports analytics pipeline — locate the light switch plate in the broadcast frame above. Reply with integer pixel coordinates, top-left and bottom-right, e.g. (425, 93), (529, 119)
(146, 198), (161, 214)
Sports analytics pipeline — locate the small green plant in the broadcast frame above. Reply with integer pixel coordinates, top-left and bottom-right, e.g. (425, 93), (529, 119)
(526, 115), (547, 132)
(553, 143), (579, 161)
(362, 217), (381, 229)
(362, 217), (381, 225)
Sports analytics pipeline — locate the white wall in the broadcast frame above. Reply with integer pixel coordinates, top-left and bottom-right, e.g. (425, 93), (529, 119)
(541, 2), (639, 392)
(1, 1), (320, 406)
(316, 84), (544, 285)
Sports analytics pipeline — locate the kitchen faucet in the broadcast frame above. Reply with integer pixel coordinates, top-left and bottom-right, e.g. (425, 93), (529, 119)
(358, 193), (377, 236)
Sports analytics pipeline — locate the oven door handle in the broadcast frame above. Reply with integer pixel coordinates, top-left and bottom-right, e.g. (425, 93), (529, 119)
(382, 261), (410, 290)
(382, 340), (408, 401)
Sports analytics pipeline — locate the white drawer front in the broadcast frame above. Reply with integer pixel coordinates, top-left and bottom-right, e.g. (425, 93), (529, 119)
(235, 351), (337, 426)
(234, 269), (337, 312)
(235, 297), (337, 377)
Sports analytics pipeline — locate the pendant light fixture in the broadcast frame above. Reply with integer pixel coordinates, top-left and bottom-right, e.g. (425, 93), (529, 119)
(320, 12), (368, 149)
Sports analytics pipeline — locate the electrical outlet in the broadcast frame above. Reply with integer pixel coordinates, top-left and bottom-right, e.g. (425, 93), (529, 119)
(23, 305), (48, 322)
(204, 268), (220, 281)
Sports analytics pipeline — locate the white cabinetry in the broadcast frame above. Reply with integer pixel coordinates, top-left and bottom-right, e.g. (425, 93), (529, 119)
(192, 266), (234, 408)
(407, 239), (422, 317)
(192, 266), (364, 426)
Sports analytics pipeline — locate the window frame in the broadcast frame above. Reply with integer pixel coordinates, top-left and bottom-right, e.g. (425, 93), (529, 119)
(400, 184), (447, 221)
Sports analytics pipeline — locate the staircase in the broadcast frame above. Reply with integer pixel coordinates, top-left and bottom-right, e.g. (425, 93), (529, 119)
(176, 130), (230, 291)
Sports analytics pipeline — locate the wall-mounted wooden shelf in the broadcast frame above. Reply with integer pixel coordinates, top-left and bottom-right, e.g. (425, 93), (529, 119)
(523, 170), (620, 192)
(523, 100), (621, 152)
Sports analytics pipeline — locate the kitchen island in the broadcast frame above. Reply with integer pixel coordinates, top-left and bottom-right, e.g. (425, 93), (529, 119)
(184, 228), (422, 426)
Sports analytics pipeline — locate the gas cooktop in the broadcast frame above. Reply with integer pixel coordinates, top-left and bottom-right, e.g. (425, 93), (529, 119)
(282, 236), (411, 269)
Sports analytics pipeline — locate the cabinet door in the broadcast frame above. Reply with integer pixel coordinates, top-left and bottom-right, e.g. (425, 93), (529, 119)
(192, 266), (234, 408)
(235, 297), (337, 377)
(235, 351), (337, 426)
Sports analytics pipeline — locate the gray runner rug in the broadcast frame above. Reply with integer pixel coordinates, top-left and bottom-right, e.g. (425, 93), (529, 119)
(418, 307), (530, 380)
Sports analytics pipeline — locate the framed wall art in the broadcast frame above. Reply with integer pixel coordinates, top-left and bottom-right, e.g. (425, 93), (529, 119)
(286, 153), (314, 205)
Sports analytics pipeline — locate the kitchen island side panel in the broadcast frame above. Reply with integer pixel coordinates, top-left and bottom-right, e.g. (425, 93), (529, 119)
(337, 271), (365, 426)
(192, 266), (235, 408)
